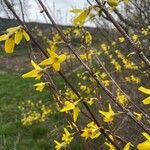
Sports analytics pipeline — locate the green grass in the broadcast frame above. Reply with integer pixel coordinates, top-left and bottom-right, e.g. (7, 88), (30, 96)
(0, 73), (67, 150)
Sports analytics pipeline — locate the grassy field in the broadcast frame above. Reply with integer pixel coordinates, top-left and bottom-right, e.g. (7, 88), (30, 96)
(0, 73), (62, 150)
(0, 72), (83, 150)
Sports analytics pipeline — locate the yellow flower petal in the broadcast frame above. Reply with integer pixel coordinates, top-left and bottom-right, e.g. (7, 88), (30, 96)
(0, 34), (8, 41)
(6, 26), (18, 33)
(54, 140), (66, 150)
(138, 87), (150, 95)
(23, 30), (30, 41)
(137, 140), (150, 150)
(40, 58), (54, 66)
(15, 30), (23, 45)
(124, 142), (131, 150)
(22, 70), (37, 78)
(35, 73), (43, 80)
(34, 82), (46, 92)
(4, 37), (15, 53)
(60, 101), (75, 112)
(49, 51), (58, 57)
(31, 60), (41, 70)
(73, 107), (80, 122)
(142, 96), (150, 105)
(70, 9), (83, 13)
(108, 0), (119, 7)
(81, 122), (101, 140)
(105, 142), (116, 150)
(99, 104), (115, 122)
(142, 132), (150, 141)
(133, 112), (142, 121)
(118, 37), (125, 43)
(58, 54), (66, 63)
(53, 62), (61, 71)
(73, 9), (90, 26)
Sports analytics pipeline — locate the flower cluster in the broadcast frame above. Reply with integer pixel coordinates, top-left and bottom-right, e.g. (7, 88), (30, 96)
(0, 26), (30, 53)
(18, 100), (53, 125)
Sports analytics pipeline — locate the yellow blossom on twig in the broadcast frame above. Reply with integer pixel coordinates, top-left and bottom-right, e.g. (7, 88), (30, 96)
(137, 132), (150, 150)
(0, 26), (30, 53)
(133, 112), (142, 121)
(138, 86), (150, 105)
(81, 122), (101, 139)
(60, 100), (80, 122)
(40, 51), (66, 71)
(99, 104), (116, 122)
(34, 82), (46, 92)
(22, 60), (45, 80)
(54, 140), (67, 150)
(62, 128), (74, 144)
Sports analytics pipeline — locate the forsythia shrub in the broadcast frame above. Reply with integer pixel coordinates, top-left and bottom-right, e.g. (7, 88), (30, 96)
(1, 0), (150, 149)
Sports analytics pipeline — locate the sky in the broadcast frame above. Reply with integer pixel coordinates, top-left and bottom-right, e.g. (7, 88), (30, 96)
(25, 0), (94, 26)
(0, 0), (89, 25)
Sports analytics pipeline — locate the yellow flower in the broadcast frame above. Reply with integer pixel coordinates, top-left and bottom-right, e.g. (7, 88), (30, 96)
(60, 101), (78, 112)
(125, 75), (140, 84)
(124, 142), (131, 150)
(101, 72), (107, 79)
(65, 88), (78, 100)
(54, 140), (66, 150)
(70, 8), (82, 13)
(111, 59), (122, 72)
(105, 135), (116, 150)
(107, 0), (119, 7)
(34, 82), (46, 92)
(137, 132), (150, 150)
(139, 87), (150, 95)
(116, 89), (128, 106)
(62, 128), (74, 144)
(132, 34), (139, 42)
(72, 8), (91, 26)
(0, 33), (15, 53)
(137, 141), (150, 150)
(73, 28), (81, 37)
(86, 97), (96, 106)
(81, 122), (101, 139)
(73, 107), (80, 122)
(105, 142), (116, 150)
(22, 60), (45, 80)
(80, 85), (87, 91)
(118, 37), (125, 43)
(47, 44), (57, 52)
(80, 53), (92, 61)
(133, 112), (142, 121)
(15, 28), (30, 45)
(142, 133), (150, 141)
(84, 31), (92, 45)
(101, 43), (109, 51)
(102, 80), (110, 87)
(5, 36), (15, 53)
(0, 26), (30, 53)
(99, 104), (116, 122)
(112, 41), (116, 46)
(60, 100), (80, 122)
(138, 86), (150, 105)
(40, 51), (66, 71)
